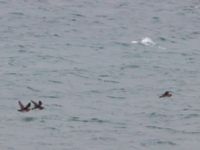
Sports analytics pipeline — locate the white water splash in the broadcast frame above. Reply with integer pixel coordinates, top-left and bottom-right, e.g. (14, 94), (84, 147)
(140, 37), (156, 46)
(131, 37), (156, 46)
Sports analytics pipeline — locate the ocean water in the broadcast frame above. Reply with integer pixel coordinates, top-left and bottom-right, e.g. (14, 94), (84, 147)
(0, 0), (200, 149)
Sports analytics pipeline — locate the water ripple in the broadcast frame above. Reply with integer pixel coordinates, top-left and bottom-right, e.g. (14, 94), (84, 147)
(27, 86), (40, 92)
(107, 96), (126, 100)
(141, 139), (176, 146)
(146, 125), (200, 135)
(68, 117), (109, 124)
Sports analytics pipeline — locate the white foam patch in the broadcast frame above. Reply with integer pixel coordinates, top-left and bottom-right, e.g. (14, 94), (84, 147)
(140, 37), (156, 46)
(131, 40), (139, 44)
(131, 37), (156, 46)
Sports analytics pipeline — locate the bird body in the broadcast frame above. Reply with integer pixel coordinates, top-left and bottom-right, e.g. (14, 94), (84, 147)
(31, 100), (44, 110)
(159, 91), (172, 98)
(18, 101), (31, 112)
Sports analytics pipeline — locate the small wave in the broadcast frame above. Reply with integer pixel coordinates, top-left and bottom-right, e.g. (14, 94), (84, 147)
(114, 42), (131, 47)
(5, 72), (17, 75)
(27, 86), (40, 92)
(48, 80), (63, 84)
(97, 78), (120, 84)
(92, 136), (116, 142)
(159, 37), (167, 42)
(89, 90), (101, 94)
(40, 95), (59, 99)
(89, 118), (109, 123)
(18, 49), (26, 53)
(99, 74), (109, 78)
(45, 126), (58, 131)
(9, 12), (24, 16)
(69, 72), (90, 79)
(71, 13), (85, 18)
(51, 104), (62, 108)
(120, 64), (140, 70)
(148, 112), (168, 118)
(146, 125), (175, 132)
(102, 80), (119, 84)
(157, 140), (176, 145)
(107, 96), (126, 99)
(69, 117), (109, 124)
(141, 139), (176, 146)
(181, 113), (200, 119)
(146, 125), (200, 134)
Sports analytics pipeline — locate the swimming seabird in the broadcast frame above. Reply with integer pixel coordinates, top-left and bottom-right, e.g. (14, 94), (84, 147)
(159, 91), (172, 98)
(31, 100), (44, 110)
(18, 101), (31, 112)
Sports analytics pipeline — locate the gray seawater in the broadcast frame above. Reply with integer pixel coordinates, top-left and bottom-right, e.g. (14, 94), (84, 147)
(0, 0), (200, 149)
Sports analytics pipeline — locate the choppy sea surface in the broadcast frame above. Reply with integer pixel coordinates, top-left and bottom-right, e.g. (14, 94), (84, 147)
(0, 0), (200, 149)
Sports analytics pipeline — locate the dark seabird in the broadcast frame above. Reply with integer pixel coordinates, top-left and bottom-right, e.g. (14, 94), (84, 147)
(31, 100), (44, 110)
(159, 91), (172, 98)
(18, 101), (31, 112)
